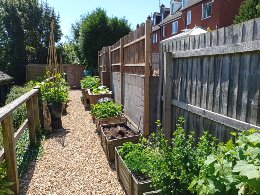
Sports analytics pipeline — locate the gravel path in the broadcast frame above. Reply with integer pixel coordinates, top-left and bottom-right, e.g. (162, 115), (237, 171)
(20, 90), (125, 195)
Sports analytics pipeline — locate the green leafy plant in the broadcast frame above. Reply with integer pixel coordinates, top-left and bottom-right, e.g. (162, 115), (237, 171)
(91, 100), (122, 119)
(40, 73), (69, 104)
(91, 86), (110, 95)
(0, 162), (13, 194)
(189, 129), (260, 195)
(80, 76), (100, 90)
(146, 117), (216, 194)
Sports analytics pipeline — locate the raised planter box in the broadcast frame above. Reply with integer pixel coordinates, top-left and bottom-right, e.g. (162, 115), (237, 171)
(100, 123), (140, 161)
(115, 148), (154, 195)
(95, 115), (127, 133)
(87, 89), (112, 107)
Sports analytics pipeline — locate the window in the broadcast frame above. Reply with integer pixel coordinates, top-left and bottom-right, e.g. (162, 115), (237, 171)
(182, 0), (188, 7)
(202, 2), (212, 19)
(152, 33), (158, 44)
(187, 11), (191, 26)
(163, 26), (166, 37)
(172, 21), (178, 34)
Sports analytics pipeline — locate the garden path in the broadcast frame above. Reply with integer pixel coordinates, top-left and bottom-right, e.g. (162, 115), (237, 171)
(20, 90), (125, 194)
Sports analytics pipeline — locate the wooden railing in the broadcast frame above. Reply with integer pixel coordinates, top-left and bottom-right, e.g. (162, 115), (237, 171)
(0, 87), (40, 194)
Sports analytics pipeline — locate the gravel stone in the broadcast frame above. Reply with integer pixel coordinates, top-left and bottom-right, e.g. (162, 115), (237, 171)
(20, 90), (126, 195)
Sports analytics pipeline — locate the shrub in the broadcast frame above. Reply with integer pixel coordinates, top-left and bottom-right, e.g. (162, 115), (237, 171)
(80, 76), (100, 90)
(189, 129), (260, 195)
(91, 100), (122, 119)
(91, 86), (110, 95)
(0, 162), (13, 194)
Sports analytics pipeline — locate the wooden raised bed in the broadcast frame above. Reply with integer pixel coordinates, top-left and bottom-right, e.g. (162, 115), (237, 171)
(100, 123), (140, 161)
(95, 115), (127, 133)
(87, 89), (112, 107)
(115, 148), (154, 195)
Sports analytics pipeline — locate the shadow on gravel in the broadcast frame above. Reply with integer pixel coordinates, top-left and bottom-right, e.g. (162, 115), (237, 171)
(45, 128), (71, 147)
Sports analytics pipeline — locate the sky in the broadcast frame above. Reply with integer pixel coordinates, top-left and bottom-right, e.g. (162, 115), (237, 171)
(46, 0), (170, 42)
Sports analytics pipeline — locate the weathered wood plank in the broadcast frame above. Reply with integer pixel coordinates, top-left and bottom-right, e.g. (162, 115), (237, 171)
(227, 54), (240, 119)
(246, 52), (260, 125)
(172, 40), (260, 58)
(186, 57), (192, 104)
(163, 52), (174, 141)
(213, 56), (222, 114)
(201, 56), (209, 109)
(1, 116), (19, 194)
(206, 56), (215, 111)
(195, 58), (202, 107)
(0, 89), (38, 121)
(190, 57), (197, 105)
(26, 98), (36, 145)
(219, 55), (231, 116)
(172, 99), (260, 131)
(236, 53), (250, 121)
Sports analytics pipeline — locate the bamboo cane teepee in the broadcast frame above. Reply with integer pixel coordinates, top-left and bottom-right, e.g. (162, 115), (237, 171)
(46, 19), (62, 80)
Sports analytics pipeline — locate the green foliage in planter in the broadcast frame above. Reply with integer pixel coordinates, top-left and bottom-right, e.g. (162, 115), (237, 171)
(0, 162), (13, 194)
(80, 76), (100, 90)
(91, 100), (122, 119)
(40, 73), (69, 104)
(189, 129), (260, 195)
(149, 118), (216, 194)
(91, 86), (110, 95)
(119, 141), (151, 175)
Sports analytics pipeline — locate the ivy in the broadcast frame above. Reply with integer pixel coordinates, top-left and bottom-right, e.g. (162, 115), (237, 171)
(0, 162), (13, 195)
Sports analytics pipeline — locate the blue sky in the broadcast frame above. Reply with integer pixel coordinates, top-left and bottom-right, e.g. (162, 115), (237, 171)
(46, 0), (169, 41)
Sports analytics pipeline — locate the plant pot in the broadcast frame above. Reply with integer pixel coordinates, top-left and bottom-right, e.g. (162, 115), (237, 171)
(115, 148), (154, 195)
(100, 123), (140, 161)
(48, 102), (63, 119)
(82, 88), (90, 110)
(95, 115), (127, 134)
(62, 102), (68, 115)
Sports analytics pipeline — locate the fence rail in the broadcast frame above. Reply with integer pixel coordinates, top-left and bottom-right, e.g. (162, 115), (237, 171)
(0, 87), (40, 194)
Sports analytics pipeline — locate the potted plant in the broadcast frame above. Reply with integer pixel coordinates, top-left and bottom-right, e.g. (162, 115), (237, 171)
(88, 86), (112, 106)
(40, 73), (69, 129)
(91, 100), (126, 132)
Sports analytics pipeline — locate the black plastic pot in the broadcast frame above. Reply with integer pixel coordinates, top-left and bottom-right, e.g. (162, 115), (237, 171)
(48, 102), (63, 119)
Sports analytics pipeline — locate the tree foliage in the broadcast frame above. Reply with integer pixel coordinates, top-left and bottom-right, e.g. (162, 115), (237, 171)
(234, 0), (260, 24)
(0, 0), (62, 84)
(73, 8), (131, 71)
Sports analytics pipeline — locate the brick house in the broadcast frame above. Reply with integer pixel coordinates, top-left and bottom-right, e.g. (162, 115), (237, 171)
(151, 0), (244, 53)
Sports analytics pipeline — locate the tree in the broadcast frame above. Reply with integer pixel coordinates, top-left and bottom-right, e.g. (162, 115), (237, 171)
(0, 0), (62, 84)
(75, 8), (131, 71)
(234, 0), (260, 23)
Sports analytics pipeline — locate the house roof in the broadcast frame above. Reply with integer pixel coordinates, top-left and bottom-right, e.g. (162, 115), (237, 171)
(159, 11), (182, 26)
(0, 71), (12, 83)
(182, 0), (203, 10)
(152, 25), (160, 32)
(161, 26), (207, 42)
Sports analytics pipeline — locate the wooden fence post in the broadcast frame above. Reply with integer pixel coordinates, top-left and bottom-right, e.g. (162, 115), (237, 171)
(109, 46), (112, 92)
(162, 52), (173, 141)
(26, 98), (36, 145)
(1, 116), (19, 194)
(144, 20), (152, 136)
(33, 93), (40, 133)
(120, 38), (124, 105)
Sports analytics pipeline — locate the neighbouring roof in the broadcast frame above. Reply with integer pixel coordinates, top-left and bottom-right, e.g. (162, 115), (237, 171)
(152, 25), (160, 32)
(182, 0), (203, 10)
(159, 11), (182, 26)
(0, 71), (12, 83)
(161, 26), (207, 42)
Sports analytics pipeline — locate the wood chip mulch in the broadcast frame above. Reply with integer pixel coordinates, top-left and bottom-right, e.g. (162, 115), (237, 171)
(20, 90), (126, 195)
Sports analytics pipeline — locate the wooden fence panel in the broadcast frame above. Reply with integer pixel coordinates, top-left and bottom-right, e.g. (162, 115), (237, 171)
(159, 18), (260, 141)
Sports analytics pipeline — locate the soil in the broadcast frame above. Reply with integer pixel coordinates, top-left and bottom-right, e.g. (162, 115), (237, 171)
(102, 123), (137, 140)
